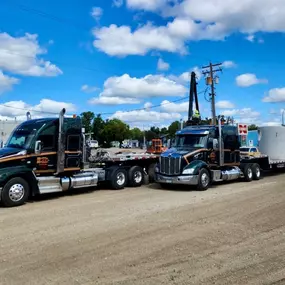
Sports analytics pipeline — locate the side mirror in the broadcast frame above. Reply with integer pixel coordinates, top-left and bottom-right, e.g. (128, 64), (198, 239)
(213, 139), (219, 150)
(35, 140), (42, 154)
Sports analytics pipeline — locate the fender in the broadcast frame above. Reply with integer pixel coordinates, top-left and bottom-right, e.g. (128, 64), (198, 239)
(0, 166), (39, 196)
(182, 160), (210, 175)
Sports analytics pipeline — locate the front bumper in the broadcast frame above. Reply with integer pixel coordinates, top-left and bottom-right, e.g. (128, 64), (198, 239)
(155, 173), (199, 185)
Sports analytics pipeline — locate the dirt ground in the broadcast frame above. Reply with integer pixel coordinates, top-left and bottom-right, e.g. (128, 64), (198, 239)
(1, 173), (285, 285)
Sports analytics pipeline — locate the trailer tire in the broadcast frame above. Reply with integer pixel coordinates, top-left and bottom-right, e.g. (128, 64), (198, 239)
(252, 163), (261, 180)
(128, 166), (144, 187)
(110, 168), (127, 190)
(1, 177), (30, 207)
(243, 164), (253, 182)
(197, 168), (211, 191)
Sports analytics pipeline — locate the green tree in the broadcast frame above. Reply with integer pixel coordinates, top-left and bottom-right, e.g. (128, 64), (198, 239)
(92, 114), (105, 145)
(102, 119), (130, 146)
(145, 130), (157, 141)
(160, 127), (168, 135)
(130, 127), (144, 141)
(80, 111), (94, 134)
(248, 124), (258, 130)
(168, 121), (180, 137)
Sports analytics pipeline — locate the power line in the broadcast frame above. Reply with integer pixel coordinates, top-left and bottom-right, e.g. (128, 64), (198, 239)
(0, 89), (207, 118)
(0, 49), (110, 75)
(5, 1), (90, 32)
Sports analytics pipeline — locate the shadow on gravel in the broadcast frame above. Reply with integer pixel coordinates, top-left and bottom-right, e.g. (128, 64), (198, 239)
(3, 169), (284, 207)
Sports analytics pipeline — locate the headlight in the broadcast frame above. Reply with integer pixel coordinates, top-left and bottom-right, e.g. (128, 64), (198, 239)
(182, 168), (195, 175)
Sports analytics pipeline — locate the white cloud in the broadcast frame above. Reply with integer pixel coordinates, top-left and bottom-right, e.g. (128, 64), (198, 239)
(169, 66), (202, 85)
(0, 32), (62, 77)
(246, 34), (255, 42)
(160, 100), (189, 113)
(263, 87), (285, 102)
(216, 100), (235, 109)
(94, 0), (285, 57)
(126, 0), (167, 11)
(0, 99), (76, 120)
(222, 61), (236, 68)
(88, 96), (140, 105)
(81, 84), (99, 93)
(92, 22), (187, 56)
(91, 7), (103, 20)
(221, 108), (260, 119)
(236, 73), (268, 87)
(99, 73), (187, 99)
(144, 102), (153, 110)
(110, 109), (181, 124)
(0, 71), (19, 94)
(113, 0), (124, 7)
(157, 58), (170, 71)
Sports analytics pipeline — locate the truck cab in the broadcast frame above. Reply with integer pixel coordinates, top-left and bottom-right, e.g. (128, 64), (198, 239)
(155, 121), (260, 190)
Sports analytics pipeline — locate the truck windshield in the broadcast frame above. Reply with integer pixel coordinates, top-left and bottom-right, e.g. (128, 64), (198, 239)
(6, 123), (44, 149)
(174, 135), (207, 150)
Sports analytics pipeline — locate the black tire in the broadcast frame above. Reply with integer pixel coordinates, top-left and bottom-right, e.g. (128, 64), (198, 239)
(1, 177), (30, 207)
(197, 168), (211, 191)
(128, 166), (144, 187)
(143, 174), (150, 185)
(148, 163), (156, 183)
(252, 163), (261, 180)
(110, 168), (127, 190)
(243, 164), (253, 182)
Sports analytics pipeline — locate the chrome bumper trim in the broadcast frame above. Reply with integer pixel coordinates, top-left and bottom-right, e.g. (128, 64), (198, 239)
(155, 174), (199, 185)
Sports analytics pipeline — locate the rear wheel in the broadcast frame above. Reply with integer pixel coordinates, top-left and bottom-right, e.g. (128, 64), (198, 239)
(1, 177), (30, 207)
(243, 164), (253, 182)
(128, 166), (144, 187)
(197, 168), (210, 191)
(110, 168), (127, 190)
(252, 163), (261, 180)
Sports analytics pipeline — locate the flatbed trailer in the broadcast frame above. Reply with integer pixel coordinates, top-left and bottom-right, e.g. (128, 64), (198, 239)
(0, 109), (159, 207)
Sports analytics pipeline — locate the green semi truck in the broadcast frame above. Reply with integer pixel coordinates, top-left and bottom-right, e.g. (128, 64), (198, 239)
(0, 109), (158, 207)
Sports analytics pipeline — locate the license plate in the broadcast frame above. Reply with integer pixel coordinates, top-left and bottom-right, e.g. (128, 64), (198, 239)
(166, 179), (173, 183)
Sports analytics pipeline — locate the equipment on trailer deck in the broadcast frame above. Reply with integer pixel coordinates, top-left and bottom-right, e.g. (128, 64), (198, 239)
(186, 71), (201, 126)
(0, 109), (158, 207)
(146, 139), (168, 155)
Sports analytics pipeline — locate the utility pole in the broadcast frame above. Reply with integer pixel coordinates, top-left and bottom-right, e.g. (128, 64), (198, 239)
(202, 62), (223, 125)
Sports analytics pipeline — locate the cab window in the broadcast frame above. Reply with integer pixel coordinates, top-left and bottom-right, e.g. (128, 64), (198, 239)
(38, 124), (57, 151)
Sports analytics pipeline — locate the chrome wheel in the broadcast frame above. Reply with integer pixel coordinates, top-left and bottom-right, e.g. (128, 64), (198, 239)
(116, 172), (126, 186)
(9, 184), (25, 202)
(134, 171), (142, 184)
(247, 167), (253, 179)
(201, 173), (209, 188)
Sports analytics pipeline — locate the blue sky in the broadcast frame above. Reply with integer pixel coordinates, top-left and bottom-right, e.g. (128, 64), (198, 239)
(0, 0), (285, 128)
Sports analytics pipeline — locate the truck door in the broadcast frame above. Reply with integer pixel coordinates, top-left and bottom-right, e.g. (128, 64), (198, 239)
(35, 123), (58, 174)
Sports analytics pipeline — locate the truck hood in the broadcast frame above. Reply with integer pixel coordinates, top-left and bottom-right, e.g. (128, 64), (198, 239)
(0, 147), (25, 159)
(161, 147), (196, 158)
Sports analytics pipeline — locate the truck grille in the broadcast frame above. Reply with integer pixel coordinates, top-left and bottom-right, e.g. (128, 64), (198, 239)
(160, 156), (181, 175)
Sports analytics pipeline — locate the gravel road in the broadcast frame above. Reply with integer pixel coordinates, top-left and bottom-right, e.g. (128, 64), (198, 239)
(1, 174), (285, 285)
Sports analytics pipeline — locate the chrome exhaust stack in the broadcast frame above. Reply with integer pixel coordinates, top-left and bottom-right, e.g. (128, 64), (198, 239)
(55, 108), (66, 175)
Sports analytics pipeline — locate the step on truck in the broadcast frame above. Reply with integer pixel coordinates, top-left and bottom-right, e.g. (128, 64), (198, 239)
(0, 109), (158, 207)
(155, 118), (267, 190)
